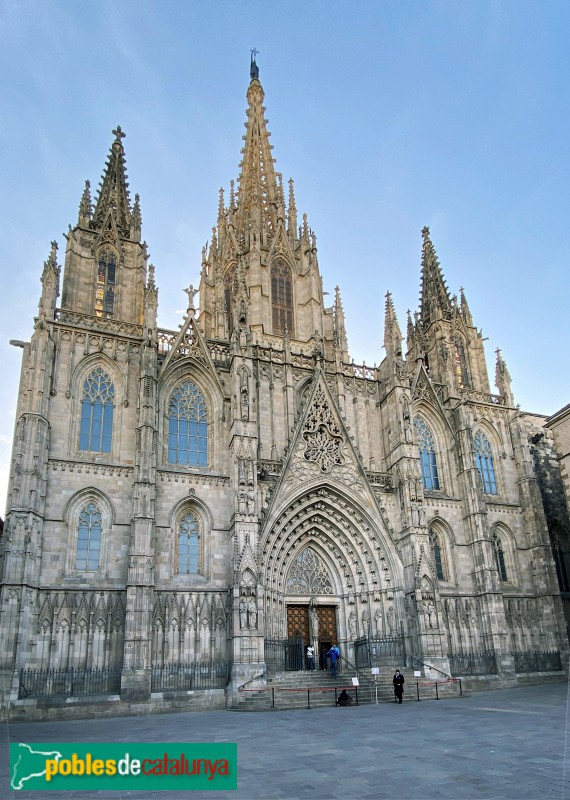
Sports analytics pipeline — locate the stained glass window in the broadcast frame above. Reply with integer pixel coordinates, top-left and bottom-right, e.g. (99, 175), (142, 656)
(178, 511), (200, 574)
(80, 367), (114, 453)
(474, 430), (497, 494)
(76, 502), (102, 571)
(271, 258), (294, 336)
(168, 382), (208, 466)
(95, 249), (116, 318)
(492, 532), (507, 581)
(414, 417), (440, 490)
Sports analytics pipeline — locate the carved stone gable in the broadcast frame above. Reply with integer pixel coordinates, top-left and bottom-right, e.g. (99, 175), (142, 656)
(286, 547), (333, 595)
(302, 385), (343, 472)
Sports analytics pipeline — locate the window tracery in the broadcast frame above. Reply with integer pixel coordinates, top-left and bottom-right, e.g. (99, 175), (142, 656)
(429, 529), (446, 581)
(177, 511), (201, 575)
(414, 417), (440, 490)
(271, 257), (294, 336)
(76, 502), (102, 571)
(80, 367), (115, 453)
(492, 531), (508, 581)
(95, 249), (116, 317)
(454, 337), (469, 388)
(167, 382), (208, 466)
(473, 430), (497, 494)
(286, 547), (334, 594)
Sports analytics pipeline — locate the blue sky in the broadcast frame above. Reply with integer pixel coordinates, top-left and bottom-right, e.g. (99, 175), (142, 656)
(1, 0), (569, 513)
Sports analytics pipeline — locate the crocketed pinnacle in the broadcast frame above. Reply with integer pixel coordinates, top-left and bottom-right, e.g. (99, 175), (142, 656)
(78, 179), (92, 227)
(419, 226), (452, 324)
(384, 290), (403, 358)
(235, 64), (279, 239)
(495, 348), (514, 405)
(92, 125), (132, 238)
(333, 286), (349, 360)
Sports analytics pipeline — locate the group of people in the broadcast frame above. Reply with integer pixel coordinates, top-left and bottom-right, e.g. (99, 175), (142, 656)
(305, 644), (405, 704)
(305, 643), (341, 677)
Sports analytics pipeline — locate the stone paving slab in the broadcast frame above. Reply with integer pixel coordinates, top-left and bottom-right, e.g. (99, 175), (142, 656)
(1, 682), (569, 799)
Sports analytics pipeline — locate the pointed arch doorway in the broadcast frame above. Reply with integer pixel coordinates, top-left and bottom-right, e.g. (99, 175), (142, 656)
(285, 546), (338, 670)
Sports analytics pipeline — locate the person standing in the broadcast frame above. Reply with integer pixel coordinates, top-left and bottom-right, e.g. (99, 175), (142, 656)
(306, 645), (315, 671)
(393, 669), (405, 703)
(328, 644), (340, 678)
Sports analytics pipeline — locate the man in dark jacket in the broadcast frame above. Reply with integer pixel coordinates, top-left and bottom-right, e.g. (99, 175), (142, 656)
(393, 669), (405, 703)
(328, 644), (340, 678)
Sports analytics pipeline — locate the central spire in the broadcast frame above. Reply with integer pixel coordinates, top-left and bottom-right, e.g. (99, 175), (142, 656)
(419, 226), (452, 325)
(92, 125), (132, 238)
(235, 53), (279, 240)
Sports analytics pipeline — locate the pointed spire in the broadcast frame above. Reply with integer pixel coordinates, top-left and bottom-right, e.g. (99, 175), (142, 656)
(384, 291), (403, 359)
(92, 125), (132, 238)
(495, 348), (514, 405)
(143, 264), (158, 337)
(419, 226), (452, 324)
(406, 309), (415, 351)
(235, 54), (279, 240)
(131, 193), (142, 241)
(333, 286), (349, 360)
(218, 187), (225, 226)
(287, 177), (297, 237)
(78, 179), (92, 227)
(459, 286), (473, 326)
(39, 240), (60, 318)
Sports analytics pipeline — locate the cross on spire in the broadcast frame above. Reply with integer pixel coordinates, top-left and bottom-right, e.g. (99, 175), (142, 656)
(112, 125), (126, 142)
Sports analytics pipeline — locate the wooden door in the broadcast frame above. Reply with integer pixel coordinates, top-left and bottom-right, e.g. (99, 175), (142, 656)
(287, 605), (309, 642)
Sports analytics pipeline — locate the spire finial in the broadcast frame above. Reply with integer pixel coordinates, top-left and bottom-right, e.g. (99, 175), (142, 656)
(250, 48), (259, 80)
(112, 125), (126, 142)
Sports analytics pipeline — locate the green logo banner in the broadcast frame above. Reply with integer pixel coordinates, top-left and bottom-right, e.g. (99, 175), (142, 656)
(10, 742), (237, 791)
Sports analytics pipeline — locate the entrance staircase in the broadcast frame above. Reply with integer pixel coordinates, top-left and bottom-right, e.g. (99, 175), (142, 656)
(234, 665), (463, 711)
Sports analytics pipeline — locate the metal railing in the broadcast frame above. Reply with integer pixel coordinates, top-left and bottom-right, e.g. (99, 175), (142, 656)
(354, 636), (406, 668)
(448, 650), (497, 676)
(512, 650), (562, 673)
(264, 637), (305, 671)
(406, 655), (450, 679)
(151, 661), (230, 692)
(19, 667), (122, 700)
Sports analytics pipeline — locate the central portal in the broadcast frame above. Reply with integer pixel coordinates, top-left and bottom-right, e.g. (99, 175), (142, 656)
(286, 604), (337, 669)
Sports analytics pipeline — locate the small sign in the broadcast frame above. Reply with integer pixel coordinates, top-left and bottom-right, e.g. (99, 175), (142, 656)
(352, 677), (360, 687)
(414, 670), (421, 677)
(371, 667), (380, 675)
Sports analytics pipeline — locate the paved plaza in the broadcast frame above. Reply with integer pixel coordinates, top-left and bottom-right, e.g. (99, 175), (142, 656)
(1, 683), (569, 800)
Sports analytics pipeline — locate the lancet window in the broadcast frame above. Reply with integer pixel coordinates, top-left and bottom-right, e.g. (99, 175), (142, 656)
(414, 417), (440, 490)
(167, 382), (208, 466)
(223, 267), (236, 336)
(177, 511), (201, 575)
(79, 367), (115, 453)
(429, 529), (446, 581)
(473, 430), (497, 494)
(492, 532), (508, 581)
(95, 249), (116, 317)
(76, 502), (102, 571)
(271, 257), (294, 336)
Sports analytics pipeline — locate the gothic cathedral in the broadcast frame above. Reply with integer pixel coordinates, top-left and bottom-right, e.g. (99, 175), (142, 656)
(1, 56), (568, 714)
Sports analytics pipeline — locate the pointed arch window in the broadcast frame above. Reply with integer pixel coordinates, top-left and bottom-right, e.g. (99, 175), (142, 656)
(454, 338), (470, 388)
(492, 532), (508, 581)
(474, 430), (497, 494)
(429, 529), (446, 581)
(76, 502), (102, 570)
(551, 529), (570, 593)
(414, 417), (440, 490)
(95, 249), (116, 318)
(178, 511), (201, 575)
(271, 257), (294, 336)
(80, 367), (115, 452)
(168, 382), (208, 466)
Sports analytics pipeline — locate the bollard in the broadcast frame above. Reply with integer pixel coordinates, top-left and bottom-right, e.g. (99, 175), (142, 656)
(416, 681), (420, 701)
(307, 688), (311, 709)
(435, 682), (439, 700)
(272, 687), (275, 709)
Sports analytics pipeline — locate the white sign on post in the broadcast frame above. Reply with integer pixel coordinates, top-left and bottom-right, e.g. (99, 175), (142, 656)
(414, 670), (421, 677)
(371, 667), (379, 675)
(352, 677), (360, 687)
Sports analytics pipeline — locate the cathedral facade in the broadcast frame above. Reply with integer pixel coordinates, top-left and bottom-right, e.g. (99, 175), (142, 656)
(1, 57), (568, 712)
